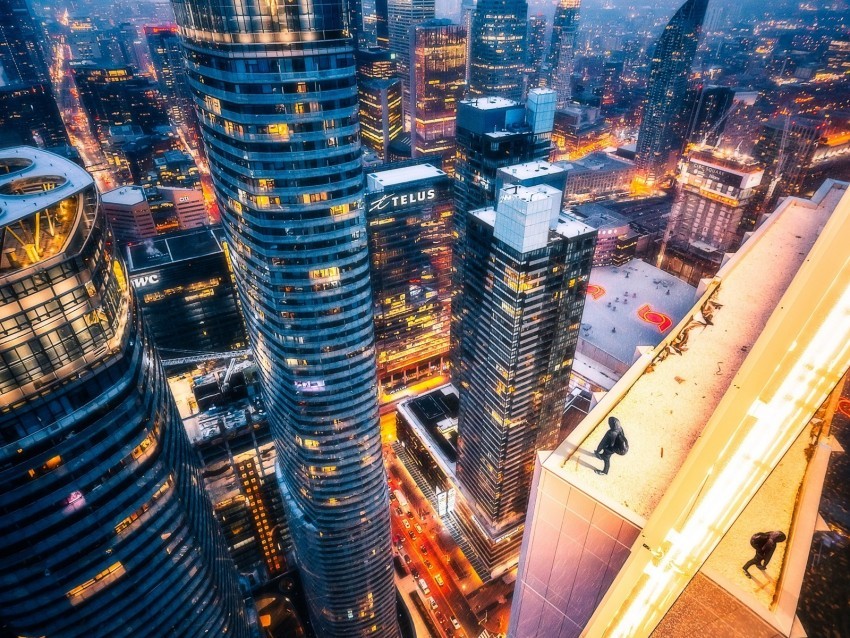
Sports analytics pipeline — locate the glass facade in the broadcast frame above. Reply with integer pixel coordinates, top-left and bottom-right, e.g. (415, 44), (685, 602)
(454, 185), (596, 570)
(0, 147), (249, 637)
(387, 0), (436, 123)
(411, 20), (467, 174)
(635, 0), (709, 185)
(168, 0), (400, 634)
(545, 0), (581, 107)
(468, 0), (528, 102)
(365, 162), (453, 393)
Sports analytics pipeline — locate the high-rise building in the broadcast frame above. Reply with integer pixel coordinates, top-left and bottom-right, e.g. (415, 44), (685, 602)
(410, 19), (466, 172)
(526, 14), (547, 89)
(101, 184), (207, 243)
(452, 90), (556, 383)
(144, 25), (200, 146)
(752, 115), (826, 214)
(635, 0), (709, 185)
(0, 0), (68, 148)
(388, 0), (435, 125)
(468, 0), (527, 102)
(460, 0), (475, 83)
(509, 179), (850, 638)
(365, 162), (453, 394)
(376, 0), (390, 47)
(658, 148), (764, 285)
(546, 0), (581, 107)
(169, 0), (400, 634)
(70, 63), (169, 140)
(357, 46), (398, 80)
(0, 146), (250, 638)
(454, 183), (596, 573)
(359, 77), (403, 160)
(124, 226), (248, 356)
(550, 102), (611, 161)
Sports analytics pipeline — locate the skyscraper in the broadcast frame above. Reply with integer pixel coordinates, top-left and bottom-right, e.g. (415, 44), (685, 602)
(454, 183), (596, 572)
(657, 148), (764, 285)
(410, 19), (467, 172)
(168, 0), (400, 635)
(468, 0), (528, 102)
(360, 77), (403, 160)
(635, 0), (709, 185)
(545, 0), (580, 107)
(526, 14), (547, 89)
(0, 0), (68, 148)
(388, 0), (436, 124)
(0, 147), (250, 638)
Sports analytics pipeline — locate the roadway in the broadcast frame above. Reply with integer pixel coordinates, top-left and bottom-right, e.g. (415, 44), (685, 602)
(386, 457), (482, 638)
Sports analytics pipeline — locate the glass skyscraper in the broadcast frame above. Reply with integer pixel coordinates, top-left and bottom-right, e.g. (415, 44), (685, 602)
(168, 0), (400, 635)
(635, 0), (709, 185)
(545, 0), (581, 108)
(468, 0), (528, 102)
(0, 147), (249, 637)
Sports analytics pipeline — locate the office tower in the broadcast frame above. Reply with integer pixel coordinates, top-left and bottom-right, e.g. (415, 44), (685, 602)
(509, 180), (850, 638)
(0, 147), (250, 638)
(526, 14), (547, 89)
(546, 0), (581, 107)
(365, 162), (453, 394)
(635, 0), (709, 185)
(351, 0), (378, 49)
(452, 89), (556, 382)
(454, 183), (596, 573)
(124, 226), (248, 356)
(752, 115), (825, 214)
(169, 0), (400, 635)
(684, 85), (736, 146)
(600, 54), (625, 114)
(468, 0), (527, 102)
(558, 151), (636, 204)
(101, 184), (207, 242)
(358, 46), (398, 79)
(460, 0), (475, 83)
(70, 63), (169, 140)
(68, 17), (99, 62)
(0, 0), (67, 148)
(360, 78), (403, 160)
(657, 148), (764, 285)
(144, 25), (199, 143)
(410, 19), (466, 172)
(376, 0), (390, 47)
(550, 103), (611, 161)
(388, 0), (435, 124)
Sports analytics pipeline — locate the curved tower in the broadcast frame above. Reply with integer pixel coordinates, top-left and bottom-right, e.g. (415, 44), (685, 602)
(167, 1), (399, 636)
(468, 0), (528, 102)
(635, 0), (709, 185)
(0, 147), (249, 637)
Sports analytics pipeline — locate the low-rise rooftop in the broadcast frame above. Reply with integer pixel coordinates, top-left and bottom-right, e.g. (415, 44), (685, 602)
(366, 163), (446, 190)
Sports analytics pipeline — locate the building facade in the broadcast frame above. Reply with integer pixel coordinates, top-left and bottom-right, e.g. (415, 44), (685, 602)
(410, 19), (467, 173)
(365, 162), (453, 394)
(124, 226), (248, 356)
(359, 77), (404, 161)
(168, 0), (400, 634)
(468, 0), (528, 102)
(455, 184), (596, 572)
(387, 0), (436, 124)
(658, 149), (764, 285)
(559, 152), (635, 204)
(635, 0), (709, 185)
(0, 147), (249, 638)
(545, 0), (581, 107)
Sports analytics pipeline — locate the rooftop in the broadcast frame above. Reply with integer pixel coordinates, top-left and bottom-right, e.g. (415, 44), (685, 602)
(0, 146), (92, 225)
(498, 161), (566, 182)
(574, 202), (631, 229)
(460, 96), (519, 111)
(124, 225), (223, 272)
(555, 212), (596, 239)
(366, 163), (446, 191)
(548, 180), (849, 520)
(101, 185), (146, 207)
(558, 152), (634, 175)
(578, 261), (697, 368)
(397, 384), (460, 470)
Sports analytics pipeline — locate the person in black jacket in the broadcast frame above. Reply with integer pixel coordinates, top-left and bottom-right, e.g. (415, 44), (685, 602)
(594, 416), (625, 475)
(743, 530), (787, 578)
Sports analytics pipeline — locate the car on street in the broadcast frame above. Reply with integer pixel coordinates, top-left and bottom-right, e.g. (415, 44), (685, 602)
(451, 615), (461, 630)
(434, 573), (444, 586)
(411, 567), (420, 579)
(403, 554), (412, 564)
(415, 524), (423, 533)
(402, 519), (411, 529)
(419, 544), (427, 554)
(408, 530), (416, 539)
(406, 511), (414, 519)
(395, 507), (403, 516)
(428, 596), (438, 610)
(424, 559), (433, 569)
(418, 578), (430, 596)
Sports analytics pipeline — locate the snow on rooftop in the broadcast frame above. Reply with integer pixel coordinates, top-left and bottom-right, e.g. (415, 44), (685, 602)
(366, 163), (446, 190)
(499, 161), (565, 181)
(101, 185), (146, 207)
(578, 261), (697, 368)
(544, 180), (849, 520)
(555, 212), (595, 239)
(461, 96), (519, 110)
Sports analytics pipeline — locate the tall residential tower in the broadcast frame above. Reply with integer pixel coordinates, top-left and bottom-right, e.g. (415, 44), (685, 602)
(545, 0), (581, 107)
(468, 0), (528, 102)
(635, 0), (709, 185)
(0, 147), (249, 638)
(169, 0), (400, 635)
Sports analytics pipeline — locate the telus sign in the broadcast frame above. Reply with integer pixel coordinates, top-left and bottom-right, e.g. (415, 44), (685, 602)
(368, 188), (436, 213)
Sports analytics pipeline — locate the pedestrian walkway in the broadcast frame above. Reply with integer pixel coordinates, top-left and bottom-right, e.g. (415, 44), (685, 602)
(392, 442), (491, 582)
